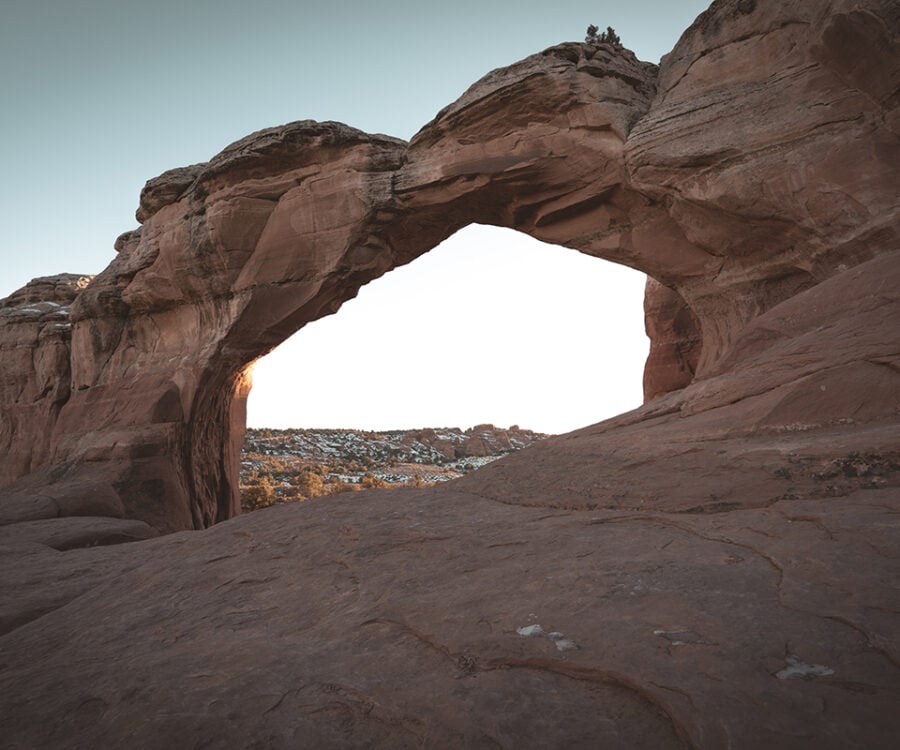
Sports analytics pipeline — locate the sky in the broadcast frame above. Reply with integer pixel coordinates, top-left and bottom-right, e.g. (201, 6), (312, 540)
(0, 0), (710, 435)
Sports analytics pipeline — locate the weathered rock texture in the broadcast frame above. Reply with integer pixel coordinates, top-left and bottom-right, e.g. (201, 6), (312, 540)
(0, 275), (94, 515)
(0, 0), (899, 746)
(642, 278), (702, 401)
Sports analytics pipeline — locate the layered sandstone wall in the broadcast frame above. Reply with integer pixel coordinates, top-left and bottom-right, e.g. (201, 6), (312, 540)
(628, 0), (900, 370)
(0, 276), (91, 500)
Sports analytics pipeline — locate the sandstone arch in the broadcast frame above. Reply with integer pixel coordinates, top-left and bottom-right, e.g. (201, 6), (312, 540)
(1, 0), (896, 532)
(4, 3), (900, 746)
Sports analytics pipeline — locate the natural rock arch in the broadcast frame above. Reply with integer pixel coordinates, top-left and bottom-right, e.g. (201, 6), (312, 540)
(3, 4), (900, 747)
(1, 1), (896, 532)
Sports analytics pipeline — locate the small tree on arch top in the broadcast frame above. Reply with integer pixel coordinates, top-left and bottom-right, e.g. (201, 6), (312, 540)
(585, 24), (622, 47)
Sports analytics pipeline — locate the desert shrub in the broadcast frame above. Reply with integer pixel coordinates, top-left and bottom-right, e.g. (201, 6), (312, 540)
(328, 481), (359, 495)
(241, 475), (277, 511)
(359, 472), (390, 489)
(585, 24), (622, 47)
(295, 470), (326, 499)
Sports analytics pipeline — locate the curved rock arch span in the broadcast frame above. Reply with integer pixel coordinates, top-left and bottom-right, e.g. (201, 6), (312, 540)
(1, 2), (896, 533)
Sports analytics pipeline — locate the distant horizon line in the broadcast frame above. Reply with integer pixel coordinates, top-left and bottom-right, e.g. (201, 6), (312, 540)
(244, 423), (555, 435)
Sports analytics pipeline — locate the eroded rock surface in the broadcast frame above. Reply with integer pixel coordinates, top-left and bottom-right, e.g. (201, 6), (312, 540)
(2, 481), (898, 748)
(628, 0), (900, 369)
(0, 0), (898, 746)
(0, 274), (93, 490)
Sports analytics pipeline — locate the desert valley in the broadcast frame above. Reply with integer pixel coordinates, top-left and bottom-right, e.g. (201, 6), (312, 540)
(239, 425), (547, 509)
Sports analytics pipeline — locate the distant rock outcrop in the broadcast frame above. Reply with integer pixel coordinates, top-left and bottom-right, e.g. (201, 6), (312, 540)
(0, 274), (92, 509)
(246, 424), (547, 466)
(240, 424), (548, 501)
(0, 2), (898, 746)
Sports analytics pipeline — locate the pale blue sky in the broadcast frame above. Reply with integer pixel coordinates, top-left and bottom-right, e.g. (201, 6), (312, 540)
(1, 0), (710, 433)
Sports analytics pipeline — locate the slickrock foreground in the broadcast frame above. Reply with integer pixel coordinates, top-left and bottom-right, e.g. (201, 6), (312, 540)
(1, 0), (898, 747)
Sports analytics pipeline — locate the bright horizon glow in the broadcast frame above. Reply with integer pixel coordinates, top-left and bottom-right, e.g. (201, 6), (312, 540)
(246, 225), (648, 435)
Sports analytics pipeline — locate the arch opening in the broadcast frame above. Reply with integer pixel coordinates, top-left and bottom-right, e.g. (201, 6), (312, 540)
(247, 224), (650, 434)
(236, 224), (650, 508)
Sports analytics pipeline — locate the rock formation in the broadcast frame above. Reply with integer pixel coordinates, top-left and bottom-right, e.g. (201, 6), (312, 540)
(0, 275), (94, 514)
(0, 0), (898, 746)
(1, 0), (896, 532)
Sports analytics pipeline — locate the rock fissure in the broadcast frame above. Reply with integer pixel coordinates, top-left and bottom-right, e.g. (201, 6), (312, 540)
(821, 615), (900, 672)
(482, 657), (696, 749)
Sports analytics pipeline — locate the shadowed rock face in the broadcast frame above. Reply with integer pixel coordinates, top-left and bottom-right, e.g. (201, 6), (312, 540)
(1, 1), (899, 747)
